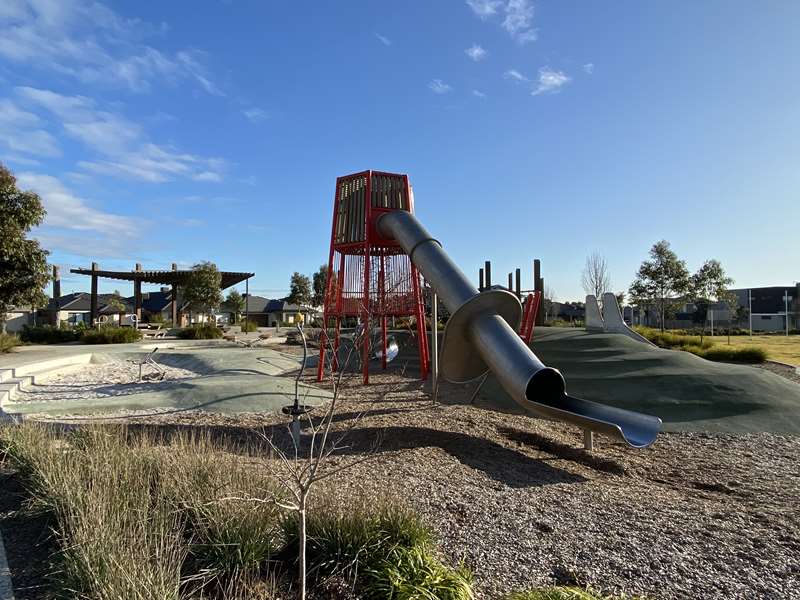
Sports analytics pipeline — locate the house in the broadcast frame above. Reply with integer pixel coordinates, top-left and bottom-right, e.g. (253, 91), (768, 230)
(224, 295), (313, 327)
(2, 306), (36, 333)
(731, 285), (799, 332)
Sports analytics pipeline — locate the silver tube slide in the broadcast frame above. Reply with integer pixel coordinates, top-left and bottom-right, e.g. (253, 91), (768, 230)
(377, 210), (661, 448)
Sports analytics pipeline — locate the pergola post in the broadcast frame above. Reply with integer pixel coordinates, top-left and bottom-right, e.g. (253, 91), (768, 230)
(134, 263), (142, 322)
(515, 268), (521, 298)
(90, 262), (99, 326)
(245, 277), (249, 329)
(171, 263), (178, 326)
(534, 259), (544, 326)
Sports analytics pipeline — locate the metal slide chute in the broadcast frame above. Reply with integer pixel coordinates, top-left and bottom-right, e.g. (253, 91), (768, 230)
(376, 210), (662, 448)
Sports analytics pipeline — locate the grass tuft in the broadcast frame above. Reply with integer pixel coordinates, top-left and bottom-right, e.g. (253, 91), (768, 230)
(634, 326), (767, 363)
(178, 324), (224, 339)
(81, 325), (142, 344)
(0, 331), (21, 352)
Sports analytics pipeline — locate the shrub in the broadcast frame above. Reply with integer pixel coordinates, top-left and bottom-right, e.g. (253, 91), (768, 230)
(19, 324), (81, 344)
(694, 346), (767, 363)
(0, 332), (21, 353)
(178, 324), (223, 339)
(81, 326), (142, 344)
(239, 321), (258, 333)
(282, 500), (472, 598)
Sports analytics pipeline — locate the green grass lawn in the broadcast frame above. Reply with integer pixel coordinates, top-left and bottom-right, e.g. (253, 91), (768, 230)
(719, 334), (800, 366)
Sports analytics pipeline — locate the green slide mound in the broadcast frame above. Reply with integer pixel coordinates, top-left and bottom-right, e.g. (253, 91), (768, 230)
(476, 327), (800, 434)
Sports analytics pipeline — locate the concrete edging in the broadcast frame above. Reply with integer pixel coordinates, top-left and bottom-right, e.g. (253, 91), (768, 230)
(0, 529), (14, 600)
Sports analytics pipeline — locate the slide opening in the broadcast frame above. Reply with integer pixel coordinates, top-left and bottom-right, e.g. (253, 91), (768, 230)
(525, 367), (566, 403)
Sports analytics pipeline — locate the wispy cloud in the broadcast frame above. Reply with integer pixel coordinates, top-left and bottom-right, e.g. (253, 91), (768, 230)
(0, 1), (220, 94)
(472, 89), (486, 98)
(0, 97), (61, 157)
(532, 66), (570, 96)
(242, 107), (268, 123)
(504, 69), (529, 83)
(467, 0), (537, 44)
(466, 0), (503, 18)
(583, 62), (594, 74)
(465, 44), (487, 61)
(428, 79), (453, 94)
(16, 172), (140, 237)
(375, 33), (391, 46)
(16, 86), (225, 183)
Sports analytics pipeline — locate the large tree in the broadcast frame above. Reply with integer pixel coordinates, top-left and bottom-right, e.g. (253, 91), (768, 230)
(0, 164), (50, 332)
(689, 259), (734, 341)
(628, 240), (690, 332)
(288, 271), (312, 306)
(311, 264), (328, 307)
(183, 261), (223, 322)
(581, 251), (611, 305)
(225, 289), (245, 323)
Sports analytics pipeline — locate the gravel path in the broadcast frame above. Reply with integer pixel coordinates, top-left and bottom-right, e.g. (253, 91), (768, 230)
(758, 361), (800, 385)
(89, 365), (799, 600)
(16, 360), (198, 402)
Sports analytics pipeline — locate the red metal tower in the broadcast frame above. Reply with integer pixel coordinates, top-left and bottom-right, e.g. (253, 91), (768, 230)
(317, 170), (430, 384)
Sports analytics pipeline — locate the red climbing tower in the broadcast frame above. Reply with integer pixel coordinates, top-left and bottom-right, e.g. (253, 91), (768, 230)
(317, 170), (429, 384)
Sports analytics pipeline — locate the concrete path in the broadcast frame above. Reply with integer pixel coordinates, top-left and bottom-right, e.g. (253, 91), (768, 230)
(0, 531), (12, 600)
(1, 341), (330, 419)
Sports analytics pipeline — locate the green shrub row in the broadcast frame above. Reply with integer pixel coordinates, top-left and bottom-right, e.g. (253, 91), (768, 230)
(81, 326), (142, 344)
(0, 425), (474, 599)
(19, 324), (82, 344)
(0, 332), (21, 353)
(178, 324), (223, 339)
(634, 326), (767, 363)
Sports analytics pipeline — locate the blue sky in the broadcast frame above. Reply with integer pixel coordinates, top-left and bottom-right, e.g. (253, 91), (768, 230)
(1, 0), (798, 302)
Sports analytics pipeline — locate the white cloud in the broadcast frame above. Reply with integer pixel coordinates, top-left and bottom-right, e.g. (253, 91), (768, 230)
(504, 69), (529, 82)
(428, 79), (453, 94)
(503, 0), (537, 43)
(472, 90), (486, 98)
(242, 108), (268, 123)
(465, 44), (487, 61)
(583, 62), (594, 74)
(16, 172), (140, 237)
(0, 97), (61, 157)
(0, 1), (221, 94)
(466, 0), (502, 18)
(532, 66), (570, 96)
(467, 0), (537, 44)
(375, 33), (391, 46)
(16, 86), (225, 182)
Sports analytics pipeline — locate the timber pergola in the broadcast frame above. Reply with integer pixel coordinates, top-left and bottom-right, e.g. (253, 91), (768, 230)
(70, 262), (254, 325)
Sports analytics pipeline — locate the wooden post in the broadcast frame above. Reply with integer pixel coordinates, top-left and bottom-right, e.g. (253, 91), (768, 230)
(134, 263), (142, 322)
(484, 260), (492, 288)
(245, 277), (250, 329)
(507, 272), (513, 291)
(90, 262), (98, 326)
(515, 268), (521, 298)
(534, 259), (544, 326)
(171, 263), (178, 326)
(478, 268), (484, 291)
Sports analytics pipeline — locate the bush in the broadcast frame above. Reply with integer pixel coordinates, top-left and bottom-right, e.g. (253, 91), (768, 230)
(695, 346), (767, 363)
(19, 324), (81, 344)
(282, 500), (473, 599)
(239, 321), (258, 333)
(0, 332), (21, 353)
(178, 324), (223, 339)
(81, 326), (142, 344)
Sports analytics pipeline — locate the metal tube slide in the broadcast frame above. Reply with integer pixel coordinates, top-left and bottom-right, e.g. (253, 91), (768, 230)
(377, 211), (661, 448)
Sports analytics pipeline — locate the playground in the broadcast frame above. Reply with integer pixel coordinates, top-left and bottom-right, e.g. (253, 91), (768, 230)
(1, 171), (799, 599)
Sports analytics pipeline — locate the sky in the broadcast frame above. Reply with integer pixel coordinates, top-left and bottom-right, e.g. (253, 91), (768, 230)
(1, 0), (799, 302)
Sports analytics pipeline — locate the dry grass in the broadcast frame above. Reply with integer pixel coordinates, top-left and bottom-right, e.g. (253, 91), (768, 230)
(720, 334), (800, 366)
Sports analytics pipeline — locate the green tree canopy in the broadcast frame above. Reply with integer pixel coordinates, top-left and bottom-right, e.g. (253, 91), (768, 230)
(689, 259), (734, 338)
(0, 163), (50, 331)
(105, 296), (126, 314)
(288, 271), (312, 306)
(312, 264), (328, 307)
(183, 261), (223, 320)
(225, 289), (245, 322)
(628, 240), (690, 332)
